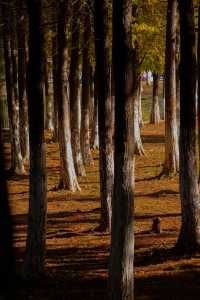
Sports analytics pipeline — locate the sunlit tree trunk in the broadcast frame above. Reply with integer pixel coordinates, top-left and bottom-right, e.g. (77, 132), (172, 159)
(134, 89), (145, 155)
(57, 0), (80, 191)
(44, 56), (53, 131)
(24, 0), (47, 276)
(177, 0), (200, 254)
(109, 0), (135, 299)
(69, 1), (86, 177)
(150, 73), (161, 124)
(164, 0), (179, 175)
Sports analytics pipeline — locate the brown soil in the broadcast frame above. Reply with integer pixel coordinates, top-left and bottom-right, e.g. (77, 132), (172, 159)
(6, 122), (200, 299)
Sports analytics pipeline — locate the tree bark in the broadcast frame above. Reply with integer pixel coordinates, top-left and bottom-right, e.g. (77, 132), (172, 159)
(150, 73), (161, 124)
(81, 7), (93, 166)
(24, 0), (47, 276)
(57, 0), (80, 191)
(164, 0), (179, 175)
(94, 0), (114, 231)
(109, 0), (135, 299)
(90, 73), (99, 150)
(2, 5), (25, 175)
(69, 1), (86, 177)
(52, 32), (59, 142)
(177, 0), (200, 254)
(44, 56), (53, 131)
(134, 89), (145, 155)
(138, 77), (143, 127)
(17, 1), (29, 161)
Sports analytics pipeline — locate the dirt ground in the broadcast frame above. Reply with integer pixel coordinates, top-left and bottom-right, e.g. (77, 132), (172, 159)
(6, 121), (200, 299)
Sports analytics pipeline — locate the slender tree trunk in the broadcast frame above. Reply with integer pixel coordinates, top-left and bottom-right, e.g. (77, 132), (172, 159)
(164, 0), (179, 175)
(138, 77), (143, 127)
(2, 6), (25, 175)
(24, 0), (47, 276)
(134, 89), (145, 155)
(94, 0), (114, 231)
(17, 1), (29, 161)
(177, 0), (200, 254)
(81, 8), (93, 166)
(57, 0), (80, 191)
(150, 73), (161, 124)
(44, 56), (53, 131)
(69, 2), (86, 177)
(52, 33), (59, 142)
(90, 73), (99, 150)
(198, 3), (200, 182)
(109, 0), (135, 299)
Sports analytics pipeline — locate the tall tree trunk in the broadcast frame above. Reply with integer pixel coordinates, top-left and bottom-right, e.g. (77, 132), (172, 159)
(90, 73), (99, 150)
(52, 32), (59, 142)
(0, 119), (15, 299)
(2, 5), (25, 175)
(17, 1), (29, 161)
(150, 73), (161, 124)
(164, 0), (179, 175)
(198, 3), (200, 182)
(177, 0), (200, 254)
(44, 56), (53, 131)
(69, 1), (86, 177)
(138, 77), (143, 127)
(57, 0), (80, 191)
(24, 0), (47, 276)
(81, 8), (93, 166)
(94, 0), (114, 231)
(109, 0), (135, 299)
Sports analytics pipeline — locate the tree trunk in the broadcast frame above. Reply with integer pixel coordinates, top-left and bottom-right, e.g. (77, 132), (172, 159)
(81, 8), (93, 166)
(69, 1), (86, 177)
(94, 0), (114, 231)
(57, 0), (80, 191)
(164, 0), (179, 175)
(44, 56), (53, 131)
(150, 73), (161, 124)
(17, 1), (29, 161)
(177, 0), (200, 254)
(134, 90), (145, 155)
(138, 77), (143, 127)
(2, 6), (25, 175)
(52, 33), (59, 142)
(24, 0), (47, 276)
(109, 0), (135, 299)
(90, 73), (99, 150)
(198, 3), (200, 182)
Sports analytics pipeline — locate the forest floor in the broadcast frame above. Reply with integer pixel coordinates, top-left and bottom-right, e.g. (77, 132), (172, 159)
(6, 121), (200, 300)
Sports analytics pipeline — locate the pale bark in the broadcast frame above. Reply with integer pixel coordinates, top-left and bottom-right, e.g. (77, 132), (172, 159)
(164, 0), (179, 175)
(44, 57), (53, 131)
(150, 73), (161, 124)
(134, 92), (145, 155)
(57, 0), (80, 191)
(138, 78), (143, 128)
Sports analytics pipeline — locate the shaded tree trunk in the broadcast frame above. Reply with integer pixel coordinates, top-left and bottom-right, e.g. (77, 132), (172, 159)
(90, 74), (99, 150)
(44, 56), (53, 131)
(52, 32), (59, 142)
(81, 8), (93, 166)
(138, 77), (143, 127)
(109, 0), (135, 299)
(164, 0), (179, 175)
(150, 73), (161, 124)
(17, 1), (29, 161)
(24, 0), (47, 276)
(69, 1), (86, 177)
(2, 5), (25, 175)
(57, 0), (80, 191)
(94, 0), (114, 231)
(177, 0), (200, 254)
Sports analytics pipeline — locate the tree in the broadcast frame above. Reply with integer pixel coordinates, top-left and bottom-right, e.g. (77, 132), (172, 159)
(163, 0), (179, 175)
(69, 0), (86, 177)
(94, 0), (114, 231)
(24, 0), (47, 276)
(2, 4), (25, 175)
(56, 0), (80, 191)
(150, 73), (161, 124)
(109, 0), (135, 298)
(81, 4), (93, 166)
(177, 0), (200, 254)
